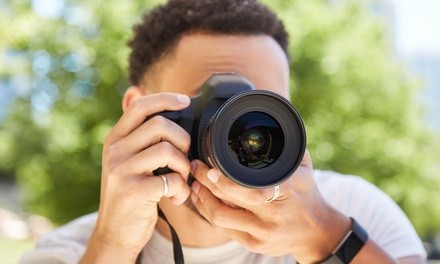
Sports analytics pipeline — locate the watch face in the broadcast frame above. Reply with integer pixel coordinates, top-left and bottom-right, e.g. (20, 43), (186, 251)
(334, 231), (366, 263)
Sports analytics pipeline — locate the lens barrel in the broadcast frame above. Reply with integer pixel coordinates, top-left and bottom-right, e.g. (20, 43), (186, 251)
(201, 91), (306, 188)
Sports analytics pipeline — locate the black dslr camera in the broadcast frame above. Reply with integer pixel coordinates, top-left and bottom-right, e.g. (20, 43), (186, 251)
(157, 74), (306, 188)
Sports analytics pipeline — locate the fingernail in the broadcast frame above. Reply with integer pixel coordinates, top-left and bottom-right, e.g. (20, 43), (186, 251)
(190, 160), (197, 175)
(207, 169), (219, 184)
(192, 180), (201, 194)
(177, 94), (190, 105)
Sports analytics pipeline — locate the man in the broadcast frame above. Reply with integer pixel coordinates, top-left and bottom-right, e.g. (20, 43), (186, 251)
(21, 0), (426, 263)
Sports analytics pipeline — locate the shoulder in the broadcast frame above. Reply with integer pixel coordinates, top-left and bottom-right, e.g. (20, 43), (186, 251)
(19, 212), (98, 264)
(314, 170), (427, 260)
(314, 169), (408, 223)
(314, 169), (388, 212)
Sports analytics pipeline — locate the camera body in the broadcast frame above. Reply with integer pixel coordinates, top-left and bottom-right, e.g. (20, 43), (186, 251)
(158, 74), (306, 188)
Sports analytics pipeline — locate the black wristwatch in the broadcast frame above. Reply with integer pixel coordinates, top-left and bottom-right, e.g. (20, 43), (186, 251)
(320, 217), (369, 264)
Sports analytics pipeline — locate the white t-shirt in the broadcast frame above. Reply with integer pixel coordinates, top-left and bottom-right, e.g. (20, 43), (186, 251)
(19, 170), (426, 264)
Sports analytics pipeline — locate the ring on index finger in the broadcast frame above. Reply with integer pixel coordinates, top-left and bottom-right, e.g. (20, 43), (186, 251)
(265, 185), (280, 203)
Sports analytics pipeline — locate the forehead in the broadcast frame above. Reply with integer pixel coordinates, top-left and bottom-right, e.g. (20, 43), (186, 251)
(143, 33), (290, 98)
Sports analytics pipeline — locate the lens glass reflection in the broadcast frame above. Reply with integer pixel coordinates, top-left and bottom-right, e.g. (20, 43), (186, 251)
(228, 112), (284, 169)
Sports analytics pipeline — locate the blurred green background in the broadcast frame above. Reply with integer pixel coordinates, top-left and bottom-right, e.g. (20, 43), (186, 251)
(1, 0), (440, 261)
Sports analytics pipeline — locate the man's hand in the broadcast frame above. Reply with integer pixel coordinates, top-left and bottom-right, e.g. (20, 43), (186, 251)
(190, 150), (356, 263)
(80, 93), (192, 264)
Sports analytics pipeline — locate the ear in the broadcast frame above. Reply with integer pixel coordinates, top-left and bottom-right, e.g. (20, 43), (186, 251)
(122, 86), (146, 112)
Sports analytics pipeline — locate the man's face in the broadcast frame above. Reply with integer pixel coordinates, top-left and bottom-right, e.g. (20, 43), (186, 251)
(141, 33), (290, 99)
(140, 33), (290, 213)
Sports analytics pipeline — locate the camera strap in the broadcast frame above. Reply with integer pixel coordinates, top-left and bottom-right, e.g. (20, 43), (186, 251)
(135, 206), (185, 264)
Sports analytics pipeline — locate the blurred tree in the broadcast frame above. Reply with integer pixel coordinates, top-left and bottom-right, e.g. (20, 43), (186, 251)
(1, 0), (439, 237)
(0, 0), (165, 223)
(263, 0), (440, 236)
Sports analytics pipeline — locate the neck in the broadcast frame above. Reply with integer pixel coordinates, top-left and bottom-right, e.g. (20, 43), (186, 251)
(156, 198), (231, 247)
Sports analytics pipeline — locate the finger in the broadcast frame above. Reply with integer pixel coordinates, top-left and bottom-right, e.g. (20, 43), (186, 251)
(219, 228), (284, 256)
(161, 173), (191, 205)
(289, 149), (315, 192)
(106, 93), (190, 144)
(190, 180), (258, 231)
(190, 182), (285, 256)
(300, 149), (312, 167)
(191, 160), (274, 206)
(127, 173), (190, 204)
(119, 141), (191, 180)
(115, 115), (191, 156)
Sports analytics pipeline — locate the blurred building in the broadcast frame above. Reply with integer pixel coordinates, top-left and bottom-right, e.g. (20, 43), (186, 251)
(407, 54), (440, 129)
(370, 0), (397, 51)
(329, 0), (440, 131)
(371, 0), (440, 130)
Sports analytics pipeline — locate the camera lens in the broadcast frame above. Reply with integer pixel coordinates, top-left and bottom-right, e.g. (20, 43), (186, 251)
(228, 112), (284, 169)
(201, 90), (306, 188)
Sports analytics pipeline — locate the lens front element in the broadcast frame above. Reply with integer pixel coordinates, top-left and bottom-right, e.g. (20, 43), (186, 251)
(203, 91), (306, 188)
(228, 112), (284, 169)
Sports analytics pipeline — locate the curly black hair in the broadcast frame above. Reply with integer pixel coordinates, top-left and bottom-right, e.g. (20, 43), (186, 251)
(128, 0), (289, 86)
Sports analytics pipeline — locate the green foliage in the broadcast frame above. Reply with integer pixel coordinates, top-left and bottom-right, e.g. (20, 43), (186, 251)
(264, 0), (440, 236)
(1, 0), (439, 236)
(0, 0), (161, 223)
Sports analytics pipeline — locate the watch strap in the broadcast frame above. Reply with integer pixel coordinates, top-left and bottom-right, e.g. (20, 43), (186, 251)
(320, 217), (368, 264)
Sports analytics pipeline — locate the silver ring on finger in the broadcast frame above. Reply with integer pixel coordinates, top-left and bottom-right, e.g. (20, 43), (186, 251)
(265, 185), (280, 203)
(160, 175), (169, 197)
